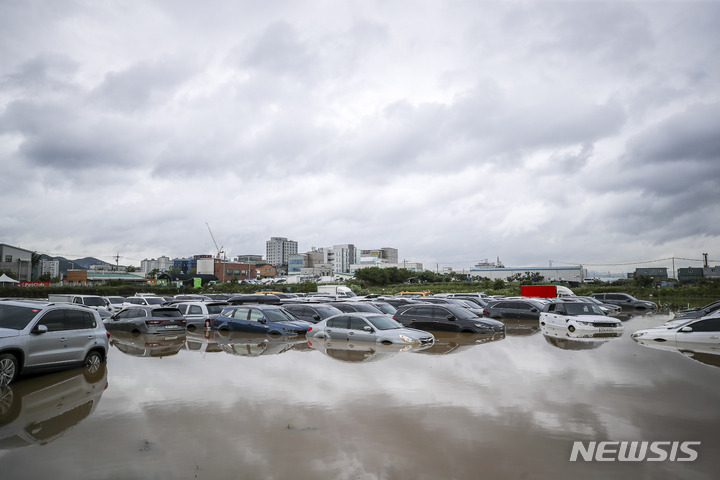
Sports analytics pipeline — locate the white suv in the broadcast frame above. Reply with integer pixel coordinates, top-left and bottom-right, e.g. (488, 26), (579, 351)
(0, 299), (110, 386)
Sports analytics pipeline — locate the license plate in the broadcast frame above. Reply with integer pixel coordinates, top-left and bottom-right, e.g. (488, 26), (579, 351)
(598, 328), (616, 333)
(165, 325), (181, 329)
(164, 336), (178, 340)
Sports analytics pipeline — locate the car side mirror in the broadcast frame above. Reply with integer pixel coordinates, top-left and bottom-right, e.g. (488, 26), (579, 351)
(364, 326), (373, 332)
(258, 318), (267, 324)
(447, 315), (456, 321)
(313, 315), (321, 320)
(33, 324), (49, 335)
(531, 308), (538, 313)
(680, 326), (693, 332)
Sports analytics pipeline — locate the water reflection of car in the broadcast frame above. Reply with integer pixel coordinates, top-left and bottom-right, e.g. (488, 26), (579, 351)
(306, 338), (419, 363)
(184, 329), (223, 354)
(541, 323), (622, 350)
(540, 302), (624, 334)
(631, 314), (720, 345)
(632, 336), (720, 369)
(410, 331), (505, 355)
(0, 363), (107, 449)
(105, 306), (187, 335)
(306, 313), (434, 346)
(394, 304), (505, 334)
(109, 331), (186, 358)
(214, 332), (307, 357)
(215, 305), (312, 336)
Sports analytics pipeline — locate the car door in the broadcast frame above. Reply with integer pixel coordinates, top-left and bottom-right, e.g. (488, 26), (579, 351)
(432, 306), (461, 332)
(347, 316), (376, 342)
(25, 309), (79, 367)
(677, 318), (720, 346)
(543, 303), (564, 326)
(401, 306), (434, 330)
(247, 308), (273, 334)
(515, 302), (541, 320)
(324, 315), (351, 340)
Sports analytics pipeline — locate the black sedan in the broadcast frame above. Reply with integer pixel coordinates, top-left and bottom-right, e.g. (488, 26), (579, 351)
(393, 304), (505, 334)
(482, 299), (546, 320)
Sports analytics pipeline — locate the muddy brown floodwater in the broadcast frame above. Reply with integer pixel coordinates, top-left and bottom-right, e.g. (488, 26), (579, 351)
(1, 311), (719, 479)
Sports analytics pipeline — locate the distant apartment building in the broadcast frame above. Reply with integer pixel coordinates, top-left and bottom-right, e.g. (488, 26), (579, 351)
(288, 254), (306, 275)
(140, 256), (172, 274)
(0, 243), (33, 282)
(266, 237), (298, 267)
(332, 244), (358, 274)
(41, 259), (60, 278)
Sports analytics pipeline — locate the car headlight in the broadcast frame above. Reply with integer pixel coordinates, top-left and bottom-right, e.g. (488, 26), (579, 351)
(631, 332), (644, 338)
(576, 321), (592, 326)
(398, 334), (417, 344)
(475, 323), (490, 329)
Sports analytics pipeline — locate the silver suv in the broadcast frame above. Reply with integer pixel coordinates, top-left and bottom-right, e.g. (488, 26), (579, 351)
(0, 299), (110, 386)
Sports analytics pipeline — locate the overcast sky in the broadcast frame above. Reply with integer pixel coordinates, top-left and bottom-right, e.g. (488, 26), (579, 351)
(1, 0), (718, 273)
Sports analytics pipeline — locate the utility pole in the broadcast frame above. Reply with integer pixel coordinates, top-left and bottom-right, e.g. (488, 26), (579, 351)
(703, 253), (709, 268)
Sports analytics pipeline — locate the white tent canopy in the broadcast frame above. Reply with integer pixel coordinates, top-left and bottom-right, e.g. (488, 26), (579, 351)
(0, 273), (19, 284)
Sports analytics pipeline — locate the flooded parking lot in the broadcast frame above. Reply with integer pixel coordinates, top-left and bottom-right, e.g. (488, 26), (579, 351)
(1, 311), (719, 479)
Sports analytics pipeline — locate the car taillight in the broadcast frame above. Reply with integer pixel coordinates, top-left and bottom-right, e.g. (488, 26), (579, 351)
(147, 320), (163, 325)
(307, 326), (313, 332)
(106, 331), (111, 339)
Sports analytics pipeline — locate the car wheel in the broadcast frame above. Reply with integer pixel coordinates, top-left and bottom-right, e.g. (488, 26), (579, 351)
(568, 325), (576, 333)
(0, 354), (18, 387)
(84, 350), (104, 371)
(0, 386), (21, 424)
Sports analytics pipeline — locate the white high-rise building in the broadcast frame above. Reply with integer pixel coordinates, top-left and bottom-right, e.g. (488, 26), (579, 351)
(266, 237), (298, 266)
(333, 244), (358, 274)
(41, 259), (60, 278)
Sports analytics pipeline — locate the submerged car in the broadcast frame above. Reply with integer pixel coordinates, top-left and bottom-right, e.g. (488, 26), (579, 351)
(541, 323), (622, 351)
(540, 302), (623, 333)
(214, 305), (312, 336)
(0, 300), (109, 386)
(394, 304), (505, 334)
(105, 306), (186, 335)
(673, 300), (720, 321)
(171, 301), (229, 330)
(306, 313), (434, 346)
(482, 299), (546, 320)
(590, 293), (657, 312)
(631, 314), (720, 344)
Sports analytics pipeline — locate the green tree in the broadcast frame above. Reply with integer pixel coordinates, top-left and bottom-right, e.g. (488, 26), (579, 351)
(493, 278), (506, 290)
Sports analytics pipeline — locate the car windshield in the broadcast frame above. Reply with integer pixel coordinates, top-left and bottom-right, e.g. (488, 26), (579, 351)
(84, 297), (106, 307)
(153, 309), (183, 318)
(108, 297), (125, 304)
(315, 306), (342, 317)
(371, 303), (396, 314)
(565, 303), (605, 316)
(264, 309), (296, 322)
(0, 304), (41, 330)
(365, 315), (404, 330)
(207, 304), (226, 314)
(146, 297), (166, 305)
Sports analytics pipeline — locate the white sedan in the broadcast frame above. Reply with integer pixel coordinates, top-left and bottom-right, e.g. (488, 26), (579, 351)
(631, 313), (720, 345)
(539, 301), (624, 333)
(306, 312), (434, 346)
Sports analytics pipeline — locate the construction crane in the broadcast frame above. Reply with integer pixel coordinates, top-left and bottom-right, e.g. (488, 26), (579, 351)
(205, 222), (225, 260)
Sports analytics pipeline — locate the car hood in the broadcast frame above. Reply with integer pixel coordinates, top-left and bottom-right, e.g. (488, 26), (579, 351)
(0, 328), (20, 339)
(275, 320), (312, 329)
(475, 318), (505, 327)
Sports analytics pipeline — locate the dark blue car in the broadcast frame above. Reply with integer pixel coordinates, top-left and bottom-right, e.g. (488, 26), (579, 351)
(215, 305), (312, 336)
